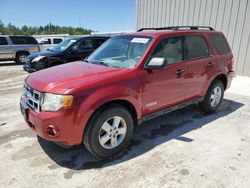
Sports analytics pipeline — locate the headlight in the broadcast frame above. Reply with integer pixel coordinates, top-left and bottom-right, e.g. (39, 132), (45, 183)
(32, 55), (45, 62)
(41, 93), (73, 111)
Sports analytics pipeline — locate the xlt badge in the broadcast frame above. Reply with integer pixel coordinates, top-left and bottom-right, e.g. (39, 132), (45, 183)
(146, 101), (158, 107)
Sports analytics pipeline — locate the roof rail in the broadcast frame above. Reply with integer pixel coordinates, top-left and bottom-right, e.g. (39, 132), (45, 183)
(137, 26), (214, 32)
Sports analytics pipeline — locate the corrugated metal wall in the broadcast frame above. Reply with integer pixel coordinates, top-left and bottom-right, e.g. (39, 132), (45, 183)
(136, 0), (250, 76)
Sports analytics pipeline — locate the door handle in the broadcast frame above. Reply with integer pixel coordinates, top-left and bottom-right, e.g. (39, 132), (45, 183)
(208, 62), (215, 67)
(176, 69), (185, 75)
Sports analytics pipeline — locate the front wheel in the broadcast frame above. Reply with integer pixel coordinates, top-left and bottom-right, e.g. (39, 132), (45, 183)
(83, 104), (134, 158)
(199, 79), (224, 113)
(15, 52), (29, 64)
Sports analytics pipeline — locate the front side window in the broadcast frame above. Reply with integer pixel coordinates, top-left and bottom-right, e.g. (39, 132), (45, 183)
(0, 37), (7, 45)
(94, 39), (108, 48)
(185, 35), (210, 60)
(87, 35), (152, 68)
(151, 37), (184, 64)
(78, 39), (93, 51)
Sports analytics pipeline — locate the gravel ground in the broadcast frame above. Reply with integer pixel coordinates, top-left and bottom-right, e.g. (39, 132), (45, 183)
(0, 62), (250, 188)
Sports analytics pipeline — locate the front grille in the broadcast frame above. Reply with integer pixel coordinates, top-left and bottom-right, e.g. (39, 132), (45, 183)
(23, 84), (42, 112)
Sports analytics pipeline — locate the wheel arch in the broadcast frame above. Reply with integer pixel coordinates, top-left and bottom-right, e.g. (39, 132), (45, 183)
(15, 50), (30, 58)
(201, 73), (228, 96)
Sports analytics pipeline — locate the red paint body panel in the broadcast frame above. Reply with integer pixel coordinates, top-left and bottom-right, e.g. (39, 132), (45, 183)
(21, 30), (234, 145)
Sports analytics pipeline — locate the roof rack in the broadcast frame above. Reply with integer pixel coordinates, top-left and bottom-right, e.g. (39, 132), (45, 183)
(137, 26), (214, 32)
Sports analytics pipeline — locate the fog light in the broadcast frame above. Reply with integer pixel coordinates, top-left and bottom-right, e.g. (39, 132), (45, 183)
(45, 125), (60, 137)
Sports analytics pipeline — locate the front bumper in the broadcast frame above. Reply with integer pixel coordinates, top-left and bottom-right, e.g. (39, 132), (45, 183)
(23, 62), (36, 73)
(20, 96), (83, 145)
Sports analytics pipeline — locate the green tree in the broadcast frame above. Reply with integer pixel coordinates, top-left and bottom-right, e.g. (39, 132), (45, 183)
(0, 20), (92, 35)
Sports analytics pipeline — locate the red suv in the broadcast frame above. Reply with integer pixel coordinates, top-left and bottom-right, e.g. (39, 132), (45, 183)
(20, 26), (234, 158)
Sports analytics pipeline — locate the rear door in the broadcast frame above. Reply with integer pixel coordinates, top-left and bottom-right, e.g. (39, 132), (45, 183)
(142, 36), (188, 114)
(208, 34), (233, 74)
(184, 34), (217, 99)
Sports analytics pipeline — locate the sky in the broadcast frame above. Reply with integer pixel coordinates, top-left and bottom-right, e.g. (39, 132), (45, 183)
(0, 0), (136, 32)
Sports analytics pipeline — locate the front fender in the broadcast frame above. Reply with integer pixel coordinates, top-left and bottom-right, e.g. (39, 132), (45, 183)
(73, 85), (142, 141)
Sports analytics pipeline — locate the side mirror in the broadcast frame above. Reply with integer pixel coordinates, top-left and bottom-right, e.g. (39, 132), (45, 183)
(145, 57), (167, 70)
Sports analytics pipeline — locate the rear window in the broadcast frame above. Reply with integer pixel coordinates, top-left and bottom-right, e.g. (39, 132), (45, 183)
(209, 34), (230, 54)
(185, 35), (210, 60)
(0, 37), (8, 45)
(9, 36), (38, 45)
(53, 38), (63, 44)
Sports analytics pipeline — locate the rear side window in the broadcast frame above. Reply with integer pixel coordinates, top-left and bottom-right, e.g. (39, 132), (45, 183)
(53, 38), (63, 44)
(185, 35), (210, 60)
(10, 36), (38, 45)
(152, 37), (184, 64)
(0, 37), (8, 45)
(209, 34), (230, 54)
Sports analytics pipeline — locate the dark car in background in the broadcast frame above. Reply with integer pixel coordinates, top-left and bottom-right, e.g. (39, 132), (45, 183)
(0, 35), (40, 64)
(23, 36), (109, 72)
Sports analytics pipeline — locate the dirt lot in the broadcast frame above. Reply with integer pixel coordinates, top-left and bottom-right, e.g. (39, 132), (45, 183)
(0, 62), (250, 188)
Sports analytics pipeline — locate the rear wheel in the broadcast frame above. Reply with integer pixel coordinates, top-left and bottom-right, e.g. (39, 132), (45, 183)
(83, 104), (134, 158)
(15, 52), (29, 64)
(199, 79), (224, 113)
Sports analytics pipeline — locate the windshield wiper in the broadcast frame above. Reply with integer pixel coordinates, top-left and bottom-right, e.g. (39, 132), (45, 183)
(92, 61), (111, 67)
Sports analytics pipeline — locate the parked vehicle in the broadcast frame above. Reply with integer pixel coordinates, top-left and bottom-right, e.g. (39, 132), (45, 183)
(20, 26), (234, 158)
(38, 37), (64, 51)
(23, 36), (109, 72)
(0, 35), (40, 64)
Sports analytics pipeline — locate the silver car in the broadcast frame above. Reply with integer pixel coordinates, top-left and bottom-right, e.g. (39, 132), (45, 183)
(0, 35), (40, 64)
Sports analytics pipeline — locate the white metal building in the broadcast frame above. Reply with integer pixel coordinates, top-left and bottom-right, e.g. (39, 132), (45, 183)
(136, 0), (250, 76)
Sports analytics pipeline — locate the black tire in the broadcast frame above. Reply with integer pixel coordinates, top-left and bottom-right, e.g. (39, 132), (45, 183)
(15, 52), (29, 64)
(199, 79), (224, 113)
(83, 104), (134, 158)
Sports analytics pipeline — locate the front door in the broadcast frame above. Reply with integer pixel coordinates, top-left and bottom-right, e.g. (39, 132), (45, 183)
(142, 36), (187, 115)
(66, 38), (94, 62)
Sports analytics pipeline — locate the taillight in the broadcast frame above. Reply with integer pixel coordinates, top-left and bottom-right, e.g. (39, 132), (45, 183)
(38, 45), (40, 52)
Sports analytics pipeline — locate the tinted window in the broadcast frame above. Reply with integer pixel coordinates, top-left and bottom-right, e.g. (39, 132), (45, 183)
(41, 39), (51, 44)
(78, 39), (93, 51)
(0, 37), (7, 45)
(94, 39), (107, 48)
(10, 36), (38, 44)
(209, 34), (230, 54)
(53, 38), (63, 44)
(185, 36), (210, 60)
(152, 37), (183, 64)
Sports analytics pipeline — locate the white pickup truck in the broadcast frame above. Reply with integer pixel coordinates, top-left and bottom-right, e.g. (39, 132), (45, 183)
(38, 37), (64, 51)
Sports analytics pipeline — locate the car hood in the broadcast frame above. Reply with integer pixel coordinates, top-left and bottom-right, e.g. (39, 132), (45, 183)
(27, 50), (61, 60)
(26, 61), (130, 94)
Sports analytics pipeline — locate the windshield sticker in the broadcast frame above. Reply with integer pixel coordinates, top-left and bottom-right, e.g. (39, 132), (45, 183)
(131, 38), (149, 43)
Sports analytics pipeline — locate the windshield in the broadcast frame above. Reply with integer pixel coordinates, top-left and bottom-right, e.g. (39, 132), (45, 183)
(87, 35), (153, 68)
(51, 38), (77, 52)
